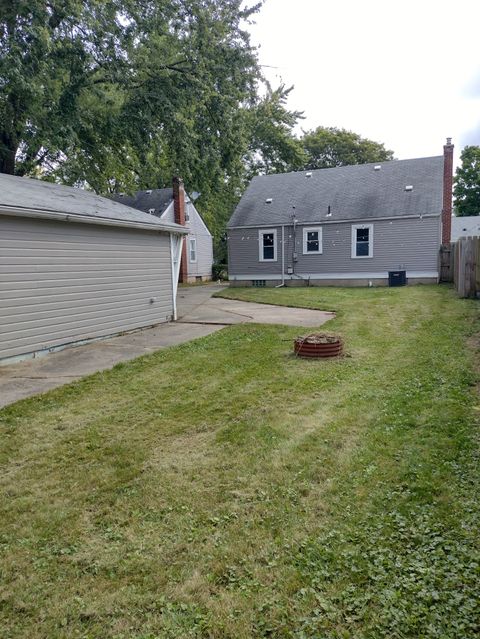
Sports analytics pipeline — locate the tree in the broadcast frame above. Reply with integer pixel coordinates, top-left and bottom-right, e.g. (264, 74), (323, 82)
(243, 85), (305, 177)
(299, 126), (394, 170)
(454, 145), (480, 217)
(0, 0), (307, 256)
(0, 0), (135, 175)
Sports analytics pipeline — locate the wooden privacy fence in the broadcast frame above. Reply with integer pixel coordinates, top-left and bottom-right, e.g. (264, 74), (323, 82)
(439, 243), (454, 282)
(453, 237), (480, 298)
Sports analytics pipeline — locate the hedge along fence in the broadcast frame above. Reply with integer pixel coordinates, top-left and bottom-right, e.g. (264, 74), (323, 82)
(453, 236), (480, 298)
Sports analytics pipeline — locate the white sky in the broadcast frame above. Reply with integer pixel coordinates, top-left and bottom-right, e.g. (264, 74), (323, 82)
(247, 0), (480, 166)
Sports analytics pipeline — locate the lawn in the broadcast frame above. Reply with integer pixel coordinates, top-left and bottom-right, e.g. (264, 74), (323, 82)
(1, 285), (479, 638)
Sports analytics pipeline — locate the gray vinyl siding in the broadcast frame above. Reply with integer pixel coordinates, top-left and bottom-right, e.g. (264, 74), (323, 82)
(0, 215), (173, 360)
(228, 226), (283, 276)
(186, 203), (213, 278)
(228, 217), (441, 277)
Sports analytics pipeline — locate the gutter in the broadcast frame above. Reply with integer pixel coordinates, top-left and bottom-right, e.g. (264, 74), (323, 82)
(0, 204), (188, 234)
(227, 212), (441, 230)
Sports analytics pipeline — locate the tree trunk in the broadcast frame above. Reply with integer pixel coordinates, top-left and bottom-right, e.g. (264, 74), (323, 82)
(0, 135), (17, 174)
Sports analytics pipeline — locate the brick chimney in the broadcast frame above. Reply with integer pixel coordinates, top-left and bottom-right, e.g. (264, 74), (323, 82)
(442, 137), (454, 244)
(173, 176), (188, 283)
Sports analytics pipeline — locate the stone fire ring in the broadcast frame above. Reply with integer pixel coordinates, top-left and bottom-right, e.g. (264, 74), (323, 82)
(294, 333), (343, 358)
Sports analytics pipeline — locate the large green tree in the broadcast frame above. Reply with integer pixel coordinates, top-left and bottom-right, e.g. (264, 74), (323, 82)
(0, 0), (306, 243)
(454, 145), (480, 217)
(242, 84), (305, 177)
(299, 126), (394, 170)
(0, 0), (136, 176)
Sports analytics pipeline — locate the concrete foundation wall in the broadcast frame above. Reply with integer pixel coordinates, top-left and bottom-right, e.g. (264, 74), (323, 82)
(229, 277), (438, 288)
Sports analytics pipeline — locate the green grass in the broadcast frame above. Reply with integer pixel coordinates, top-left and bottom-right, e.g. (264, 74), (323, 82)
(1, 285), (479, 638)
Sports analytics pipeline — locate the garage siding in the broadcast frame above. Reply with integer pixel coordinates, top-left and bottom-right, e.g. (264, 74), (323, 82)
(0, 216), (174, 360)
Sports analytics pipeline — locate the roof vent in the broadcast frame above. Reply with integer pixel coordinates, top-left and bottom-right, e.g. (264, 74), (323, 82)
(148, 208), (155, 215)
(265, 198), (273, 204)
(305, 172), (312, 178)
(374, 165), (381, 171)
(405, 185), (413, 192)
(118, 193), (125, 197)
(146, 189), (152, 195)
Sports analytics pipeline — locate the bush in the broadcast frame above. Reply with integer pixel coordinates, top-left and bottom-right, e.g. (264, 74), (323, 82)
(212, 263), (228, 281)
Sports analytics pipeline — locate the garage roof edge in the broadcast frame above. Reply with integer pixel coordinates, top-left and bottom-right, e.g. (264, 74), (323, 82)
(0, 204), (188, 234)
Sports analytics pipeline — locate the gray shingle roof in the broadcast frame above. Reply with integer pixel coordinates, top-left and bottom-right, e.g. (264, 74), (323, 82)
(0, 173), (184, 231)
(111, 189), (173, 217)
(452, 215), (480, 241)
(228, 156), (444, 228)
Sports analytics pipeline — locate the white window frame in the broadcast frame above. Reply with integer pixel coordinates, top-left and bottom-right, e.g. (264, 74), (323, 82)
(189, 237), (197, 263)
(351, 224), (374, 259)
(303, 226), (323, 255)
(259, 229), (277, 262)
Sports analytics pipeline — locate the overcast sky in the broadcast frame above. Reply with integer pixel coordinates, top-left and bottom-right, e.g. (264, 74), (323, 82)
(247, 0), (480, 166)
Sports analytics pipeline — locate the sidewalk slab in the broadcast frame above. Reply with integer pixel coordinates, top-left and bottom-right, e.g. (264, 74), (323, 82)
(178, 294), (335, 328)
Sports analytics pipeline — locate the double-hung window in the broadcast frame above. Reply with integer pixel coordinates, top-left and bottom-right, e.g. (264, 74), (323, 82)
(259, 229), (277, 261)
(189, 238), (197, 262)
(303, 227), (322, 254)
(351, 224), (373, 258)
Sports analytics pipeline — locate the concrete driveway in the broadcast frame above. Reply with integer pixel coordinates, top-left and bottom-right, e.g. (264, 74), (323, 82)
(0, 284), (333, 408)
(177, 284), (334, 327)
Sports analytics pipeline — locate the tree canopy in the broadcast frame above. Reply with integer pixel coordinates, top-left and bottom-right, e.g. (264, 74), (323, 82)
(0, 0), (305, 237)
(1, 2), (396, 253)
(299, 126), (394, 170)
(454, 145), (480, 217)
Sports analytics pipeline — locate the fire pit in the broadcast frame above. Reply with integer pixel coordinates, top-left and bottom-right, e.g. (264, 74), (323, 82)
(294, 333), (343, 358)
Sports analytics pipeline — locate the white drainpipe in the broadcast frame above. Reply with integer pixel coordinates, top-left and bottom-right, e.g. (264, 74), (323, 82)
(275, 225), (285, 288)
(170, 233), (184, 320)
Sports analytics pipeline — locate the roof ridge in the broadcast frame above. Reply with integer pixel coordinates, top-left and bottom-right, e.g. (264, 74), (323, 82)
(250, 155), (444, 180)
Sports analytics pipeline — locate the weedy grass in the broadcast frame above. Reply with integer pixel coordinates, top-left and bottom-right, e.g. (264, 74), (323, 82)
(1, 285), (479, 638)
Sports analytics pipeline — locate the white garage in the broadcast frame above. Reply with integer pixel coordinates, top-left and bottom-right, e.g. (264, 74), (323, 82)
(0, 174), (187, 363)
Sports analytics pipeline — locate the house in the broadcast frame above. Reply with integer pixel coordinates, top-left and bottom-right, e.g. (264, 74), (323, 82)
(227, 139), (454, 287)
(112, 178), (213, 283)
(0, 174), (187, 363)
(452, 216), (480, 241)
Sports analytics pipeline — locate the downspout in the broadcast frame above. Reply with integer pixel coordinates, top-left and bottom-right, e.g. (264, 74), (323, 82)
(170, 234), (178, 321)
(291, 211), (312, 286)
(170, 232), (184, 320)
(275, 225), (285, 288)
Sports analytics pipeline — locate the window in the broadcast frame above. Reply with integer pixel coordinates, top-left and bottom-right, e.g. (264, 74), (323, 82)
(259, 229), (277, 261)
(351, 224), (373, 258)
(189, 238), (197, 262)
(303, 227), (322, 254)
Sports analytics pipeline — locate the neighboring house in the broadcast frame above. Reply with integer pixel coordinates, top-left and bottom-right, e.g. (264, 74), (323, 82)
(0, 174), (187, 363)
(227, 139), (454, 287)
(452, 216), (480, 241)
(113, 178), (213, 283)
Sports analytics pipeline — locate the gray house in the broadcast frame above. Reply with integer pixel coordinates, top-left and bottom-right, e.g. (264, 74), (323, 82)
(227, 140), (454, 286)
(113, 178), (213, 283)
(452, 216), (480, 241)
(0, 174), (187, 363)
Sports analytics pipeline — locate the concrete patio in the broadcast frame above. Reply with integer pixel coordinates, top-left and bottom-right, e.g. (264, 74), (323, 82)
(0, 284), (334, 408)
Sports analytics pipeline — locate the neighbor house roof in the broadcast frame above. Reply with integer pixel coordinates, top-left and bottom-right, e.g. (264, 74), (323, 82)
(0, 174), (187, 233)
(452, 215), (480, 241)
(111, 189), (173, 217)
(228, 156), (444, 228)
